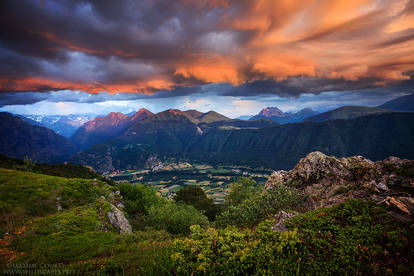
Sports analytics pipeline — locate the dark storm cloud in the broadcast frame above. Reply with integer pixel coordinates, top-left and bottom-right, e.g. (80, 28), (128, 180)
(0, 0), (414, 99)
(0, 90), (152, 107)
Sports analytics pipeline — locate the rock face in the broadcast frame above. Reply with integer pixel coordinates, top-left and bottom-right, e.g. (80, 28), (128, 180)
(272, 211), (297, 232)
(265, 152), (414, 225)
(107, 204), (132, 234)
(71, 109), (153, 150)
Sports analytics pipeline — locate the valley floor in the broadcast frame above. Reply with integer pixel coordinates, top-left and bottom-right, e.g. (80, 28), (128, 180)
(109, 162), (272, 203)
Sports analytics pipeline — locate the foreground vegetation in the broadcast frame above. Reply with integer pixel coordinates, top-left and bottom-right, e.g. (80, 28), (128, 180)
(1, 167), (412, 275)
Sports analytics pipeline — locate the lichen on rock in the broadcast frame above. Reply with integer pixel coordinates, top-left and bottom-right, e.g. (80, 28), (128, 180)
(107, 204), (132, 234)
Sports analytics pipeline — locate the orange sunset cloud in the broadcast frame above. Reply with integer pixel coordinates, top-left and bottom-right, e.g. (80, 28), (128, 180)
(0, 0), (413, 94)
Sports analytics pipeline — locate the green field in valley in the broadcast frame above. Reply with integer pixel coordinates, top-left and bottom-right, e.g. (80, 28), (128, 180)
(109, 163), (272, 203)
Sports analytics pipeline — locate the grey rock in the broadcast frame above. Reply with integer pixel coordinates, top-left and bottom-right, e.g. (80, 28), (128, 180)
(56, 196), (62, 212)
(264, 151), (414, 222)
(376, 182), (389, 192)
(272, 211), (297, 232)
(107, 204), (132, 234)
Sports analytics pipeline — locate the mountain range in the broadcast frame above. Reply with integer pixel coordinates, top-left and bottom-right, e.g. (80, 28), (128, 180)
(1, 92), (414, 171)
(70, 111), (414, 173)
(19, 114), (97, 138)
(70, 108), (153, 149)
(243, 92), (414, 123)
(0, 112), (77, 163)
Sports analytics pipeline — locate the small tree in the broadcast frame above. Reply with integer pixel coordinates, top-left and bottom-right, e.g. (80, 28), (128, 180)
(175, 186), (220, 220)
(119, 182), (160, 216)
(225, 177), (258, 207)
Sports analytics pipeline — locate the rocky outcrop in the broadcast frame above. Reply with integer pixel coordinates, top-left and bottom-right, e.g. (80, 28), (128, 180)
(265, 152), (414, 226)
(107, 204), (132, 234)
(272, 211), (298, 232)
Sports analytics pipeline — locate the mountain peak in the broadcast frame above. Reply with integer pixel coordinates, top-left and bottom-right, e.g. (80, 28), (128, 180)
(258, 107), (286, 117)
(137, 108), (150, 113)
(183, 110), (204, 119)
(130, 108), (153, 122)
(107, 112), (128, 119)
(197, 110), (230, 123)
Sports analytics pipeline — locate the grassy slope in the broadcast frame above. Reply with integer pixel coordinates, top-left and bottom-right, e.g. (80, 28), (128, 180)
(0, 169), (173, 274)
(0, 168), (412, 275)
(0, 168), (115, 236)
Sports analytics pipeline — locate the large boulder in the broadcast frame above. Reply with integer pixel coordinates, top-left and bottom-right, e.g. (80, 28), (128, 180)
(107, 204), (132, 234)
(265, 152), (414, 224)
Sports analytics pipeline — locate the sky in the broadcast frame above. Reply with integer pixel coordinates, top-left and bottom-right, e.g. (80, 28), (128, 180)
(0, 0), (414, 117)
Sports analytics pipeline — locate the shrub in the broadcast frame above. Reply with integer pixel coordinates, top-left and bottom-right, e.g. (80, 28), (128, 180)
(145, 202), (209, 235)
(333, 185), (351, 195)
(225, 177), (259, 207)
(170, 199), (413, 275)
(118, 182), (160, 216)
(174, 186), (220, 220)
(171, 221), (300, 275)
(216, 184), (300, 227)
(286, 199), (413, 275)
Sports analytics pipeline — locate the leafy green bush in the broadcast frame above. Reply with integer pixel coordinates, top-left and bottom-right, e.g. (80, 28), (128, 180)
(145, 202), (209, 235)
(225, 177), (259, 207)
(170, 199), (413, 275)
(285, 199), (413, 275)
(118, 182), (160, 216)
(174, 186), (220, 220)
(216, 184), (300, 227)
(171, 221), (301, 275)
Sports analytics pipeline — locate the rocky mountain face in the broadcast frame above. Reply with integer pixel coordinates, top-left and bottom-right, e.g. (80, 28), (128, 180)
(259, 107), (286, 117)
(265, 151), (414, 226)
(250, 107), (318, 124)
(70, 109), (153, 149)
(129, 108), (153, 122)
(0, 112), (77, 163)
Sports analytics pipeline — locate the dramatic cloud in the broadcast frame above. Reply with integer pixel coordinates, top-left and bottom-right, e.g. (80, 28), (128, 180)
(0, 0), (413, 98)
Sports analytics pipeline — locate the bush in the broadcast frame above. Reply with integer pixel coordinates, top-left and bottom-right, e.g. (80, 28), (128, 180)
(286, 199), (413, 275)
(118, 182), (160, 216)
(174, 186), (220, 220)
(216, 184), (300, 227)
(225, 177), (259, 207)
(171, 221), (300, 275)
(145, 202), (209, 235)
(170, 199), (413, 275)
